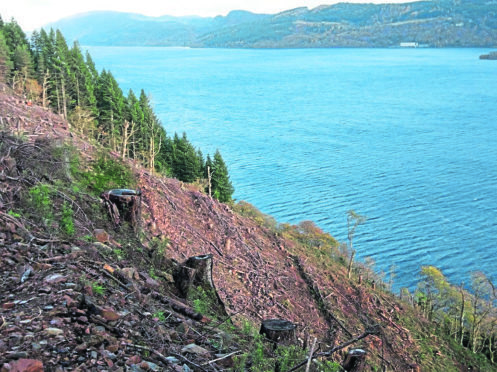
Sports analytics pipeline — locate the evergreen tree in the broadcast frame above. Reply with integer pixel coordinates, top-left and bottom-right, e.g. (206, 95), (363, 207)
(11, 44), (33, 92)
(36, 29), (56, 108)
(85, 51), (99, 88)
(210, 149), (234, 202)
(0, 30), (12, 83)
(171, 132), (203, 183)
(2, 18), (28, 54)
(52, 30), (71, 118)
(67, 41), (97, 112)
(96, 69), (125, 151)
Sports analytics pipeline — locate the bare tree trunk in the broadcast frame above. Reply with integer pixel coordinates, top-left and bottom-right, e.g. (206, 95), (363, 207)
(56, 86), (61, 116)
(61, 78), (67, 121)
(207, 165), (212, 197)
(347, 250), (356, 279)
(42, 70), (49, 109)
(459, 284), (465, 345)
(121, 121), (136, 160)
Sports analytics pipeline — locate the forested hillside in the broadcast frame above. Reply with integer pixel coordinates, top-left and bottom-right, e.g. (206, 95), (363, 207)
(0, 16), (234, 202)
(48, 0), (497, 48)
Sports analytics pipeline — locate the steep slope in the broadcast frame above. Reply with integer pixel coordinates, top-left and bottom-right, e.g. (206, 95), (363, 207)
(0, 85), (493, 370)
(47, 0), (497, 48)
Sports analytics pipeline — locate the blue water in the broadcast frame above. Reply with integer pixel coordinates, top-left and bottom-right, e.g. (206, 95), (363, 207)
(86, 47), (497, 291)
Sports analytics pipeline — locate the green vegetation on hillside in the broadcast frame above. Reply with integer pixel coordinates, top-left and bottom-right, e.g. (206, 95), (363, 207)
(1, 14), (496, 371)
(46, 1), (497, 48)
(0, 15), (234, 202)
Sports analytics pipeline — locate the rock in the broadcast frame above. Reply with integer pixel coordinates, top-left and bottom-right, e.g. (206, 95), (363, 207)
(38, 287), (51, 294)
(126, 355), (142, 365)
(165, 356), (180, 364)
(2, 302), (15, 310)
(45, 328), (64, 336)
(92, 242), (113, 253)
(120, 267), (139, 280)
(140, 361), (160, 371)
(94, 229), (110, 243)
(181, 343), (210, 355)
(145, 277), (159, 289)
(102, 350), (117, 360)
(20, 267), (33, 283)
(101, 309), (120, 321)
(44, 273), (66, 284)
(62, 295), (76, 307)
(106, 344), (119, 353)
(90, 351), (98, 359)
(6, 359), (43, 372)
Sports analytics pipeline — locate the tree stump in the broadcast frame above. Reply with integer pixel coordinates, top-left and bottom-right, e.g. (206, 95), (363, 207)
(174, 254), (214, 297)
(259, 319), (297, 346)
(173, 254), (228, 317)
(100, 189), (141, 230)
(342, 348), (367, 371)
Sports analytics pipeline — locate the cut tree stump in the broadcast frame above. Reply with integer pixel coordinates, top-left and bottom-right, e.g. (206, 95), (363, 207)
(100, 189), (142, 230)
(174, 254), (214, 297)
(259, 319), (297, 346)
(173, 254), (229, 318)
(342, 348), (367, 371)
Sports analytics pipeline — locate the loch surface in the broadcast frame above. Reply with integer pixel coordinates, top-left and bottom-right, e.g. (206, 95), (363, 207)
(87, 47), (497, 291)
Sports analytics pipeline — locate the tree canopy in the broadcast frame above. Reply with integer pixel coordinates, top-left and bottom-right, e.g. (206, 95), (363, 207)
(0, 16), (234, 202)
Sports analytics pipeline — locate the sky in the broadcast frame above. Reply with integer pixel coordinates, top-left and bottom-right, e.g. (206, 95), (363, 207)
(2, 0), (411, 31)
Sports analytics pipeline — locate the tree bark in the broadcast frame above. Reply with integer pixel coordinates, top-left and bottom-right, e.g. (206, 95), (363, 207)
(259, 319), (296, 346)
(174, 254), (215, 297)
(342, 348), (366, 371)
(173, 254), (229, 318)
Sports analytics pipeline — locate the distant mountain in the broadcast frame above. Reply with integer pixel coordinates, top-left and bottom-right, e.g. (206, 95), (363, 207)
(46, 0), (497, 48)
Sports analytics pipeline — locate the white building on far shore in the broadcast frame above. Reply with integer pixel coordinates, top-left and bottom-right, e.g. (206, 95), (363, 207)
(400, 42), (419, 48)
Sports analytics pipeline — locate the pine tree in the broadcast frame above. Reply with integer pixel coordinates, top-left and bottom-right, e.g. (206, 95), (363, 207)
(210, 150), (234, 202)
(0, 30), (12, 83)
(172, 132), (200, 182)
(96, 70), (125, 151)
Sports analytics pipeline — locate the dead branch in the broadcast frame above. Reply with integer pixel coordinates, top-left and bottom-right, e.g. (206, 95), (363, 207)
(286, 325), (381, 372)
(170, 352), (209, 372)
(0, 210), (60, 244)
(151, 291), (211, 323)
(122, 342), (176, 367)
(37, 251), (83, 262)
(202, 350), (241, 366)
(305, 338), (317, 372)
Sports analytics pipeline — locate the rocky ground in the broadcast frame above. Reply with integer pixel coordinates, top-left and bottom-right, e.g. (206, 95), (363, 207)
(0, 84), (485, 371)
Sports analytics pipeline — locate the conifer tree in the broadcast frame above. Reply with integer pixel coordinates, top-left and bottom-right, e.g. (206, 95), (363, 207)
(96, 70), (125, 151)
(172, 133), (203, 183)
(0, 30), (12, 83)
(210, 149), (234, 202)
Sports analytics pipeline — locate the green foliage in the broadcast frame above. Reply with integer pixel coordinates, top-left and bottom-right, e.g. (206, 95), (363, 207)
(7, 210), (21, 218)
(73, 152), (135, 194)
(233, 201), (278, 230)
(60, 202), (75, 236)
(149, 267), (158, 280)
(153, 311), (167, 322)
(28, 183), (54, 221)
(190, 286), (211, 314)
(208, 149), (234, 203)
(169, 132), (204, 182)
(112, 248), (124, 260)
(91, 282), (105, 296)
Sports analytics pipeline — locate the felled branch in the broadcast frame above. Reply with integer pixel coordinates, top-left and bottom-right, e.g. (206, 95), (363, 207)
(286, 325), (381, 372)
